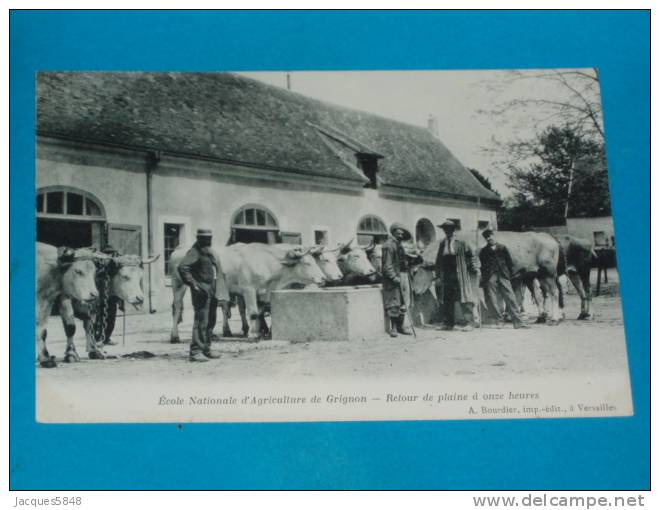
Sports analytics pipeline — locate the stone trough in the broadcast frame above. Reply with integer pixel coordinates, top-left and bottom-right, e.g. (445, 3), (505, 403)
(270, 286), (386, 342)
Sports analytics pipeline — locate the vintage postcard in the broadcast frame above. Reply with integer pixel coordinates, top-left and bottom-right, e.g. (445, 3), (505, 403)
(35, 70), (631, 423)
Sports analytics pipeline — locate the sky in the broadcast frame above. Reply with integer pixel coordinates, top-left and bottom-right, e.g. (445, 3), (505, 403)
(239, 69), (602, 197)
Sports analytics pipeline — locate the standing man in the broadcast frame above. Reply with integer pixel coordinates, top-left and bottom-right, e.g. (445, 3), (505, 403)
(381, 223), (417, 337)
(178, 228), (230, 362)
(434, 220), (480, 331)
(479, 229), (530, 329)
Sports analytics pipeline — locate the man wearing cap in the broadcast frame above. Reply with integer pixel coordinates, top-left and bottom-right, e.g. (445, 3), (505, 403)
(381, 223), (421, 337)
(479, 229), (530, 329)
(178, 228), (230, 362)
(434, 220), (480, 331)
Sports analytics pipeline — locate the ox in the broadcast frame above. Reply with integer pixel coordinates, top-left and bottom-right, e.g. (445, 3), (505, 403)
(59, 253), (159, 362)
(170, 243), (327, 341)
(36, 243), (102, 368)
(412, 231), (565, 325)
(225, 244), (346, 338)
(334, 239), (378, 285)
(555, 234), (597, 319)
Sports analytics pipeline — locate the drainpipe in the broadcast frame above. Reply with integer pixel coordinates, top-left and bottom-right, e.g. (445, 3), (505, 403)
(146, 150), (161, 313)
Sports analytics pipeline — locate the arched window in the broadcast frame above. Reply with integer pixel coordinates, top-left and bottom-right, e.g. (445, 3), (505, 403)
(357, 214), (387, 246)
(36, 186), (107, 249)
(230, 204), (280, 244)
(36, 186), (105, 220)
(415, 218), (436, 249)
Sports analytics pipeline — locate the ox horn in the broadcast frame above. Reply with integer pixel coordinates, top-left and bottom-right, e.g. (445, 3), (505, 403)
(339, 237), (354, 254)
(309, 245), (324, 256)
(286, 247), (305, 259)
(142, 254), (161, 264)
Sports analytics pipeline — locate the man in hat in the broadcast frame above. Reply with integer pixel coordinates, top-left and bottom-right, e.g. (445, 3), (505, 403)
(178, 228), (230, 362)
(479, 229), (530, 329)
(381, 222), (421, 337)
(434, 220), (480, 331)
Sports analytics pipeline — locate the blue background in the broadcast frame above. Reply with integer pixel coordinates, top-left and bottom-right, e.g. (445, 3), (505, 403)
(10, 10), (650, 490)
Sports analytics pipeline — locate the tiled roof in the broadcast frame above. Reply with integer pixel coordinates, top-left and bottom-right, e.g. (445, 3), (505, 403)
(37, 72), (500, 202)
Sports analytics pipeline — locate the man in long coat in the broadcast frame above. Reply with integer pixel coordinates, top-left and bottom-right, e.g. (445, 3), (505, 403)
(434, 220), (480, 331)
(178, 228), (230, 362)
(381, 223), (421, 337)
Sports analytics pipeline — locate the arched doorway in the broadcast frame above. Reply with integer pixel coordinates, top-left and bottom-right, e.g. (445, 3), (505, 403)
(230, 204), (280, 244)
(415, 218), (436, 249)
(357, 214), (388, 246)
(36, 186), (106, 248)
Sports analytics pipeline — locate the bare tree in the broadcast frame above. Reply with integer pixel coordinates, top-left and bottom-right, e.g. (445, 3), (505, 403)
(480, 68), (604, 142)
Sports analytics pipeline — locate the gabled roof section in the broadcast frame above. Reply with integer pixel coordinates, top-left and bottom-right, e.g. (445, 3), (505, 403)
(37, 72), (500, 202)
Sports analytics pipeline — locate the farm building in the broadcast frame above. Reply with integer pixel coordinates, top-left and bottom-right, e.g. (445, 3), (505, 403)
(36, 72), (500, 311)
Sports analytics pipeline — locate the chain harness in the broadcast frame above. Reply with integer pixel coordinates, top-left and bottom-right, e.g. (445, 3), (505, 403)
(92, 264), (112, 348)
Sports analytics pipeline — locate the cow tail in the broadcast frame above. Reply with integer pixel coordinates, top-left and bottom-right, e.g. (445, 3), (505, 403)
(557, 243), (567, 276)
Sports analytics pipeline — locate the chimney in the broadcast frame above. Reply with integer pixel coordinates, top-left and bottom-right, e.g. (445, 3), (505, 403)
(427, 114), (439, 138)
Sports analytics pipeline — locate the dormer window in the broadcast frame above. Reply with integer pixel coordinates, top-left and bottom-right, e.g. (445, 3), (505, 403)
(357, 154), (379, 189)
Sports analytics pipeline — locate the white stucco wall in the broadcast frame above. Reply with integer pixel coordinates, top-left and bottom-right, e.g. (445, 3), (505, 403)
(566, 217), (615, 246)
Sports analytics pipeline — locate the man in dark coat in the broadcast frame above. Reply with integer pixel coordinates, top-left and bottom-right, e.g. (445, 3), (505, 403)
(434, 220), (480, 331)
(479, 229), (530, 329)
(178, 228), (229, 362)
(381, 223), (421, 337)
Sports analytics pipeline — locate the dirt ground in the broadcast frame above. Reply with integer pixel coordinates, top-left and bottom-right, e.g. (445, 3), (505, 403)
(38, 278), (629, 384)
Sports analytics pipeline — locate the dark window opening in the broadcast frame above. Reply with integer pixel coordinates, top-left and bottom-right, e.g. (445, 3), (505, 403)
(47, 191), (64, 214)
(232, 228), (278, 245)
(36, 194), (44, 213)
(358, 155), (379, 189)
(477, 220), (490, 231)
(67, 192), (84, 215)
(314, 230), (328, 246)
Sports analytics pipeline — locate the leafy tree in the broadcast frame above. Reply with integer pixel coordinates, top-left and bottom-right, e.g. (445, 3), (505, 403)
(497, 125), (610, 230)
(468, 168), (499, 196)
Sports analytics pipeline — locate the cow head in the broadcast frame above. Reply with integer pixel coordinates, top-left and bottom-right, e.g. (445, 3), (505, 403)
(336, 239), (377, 280)
(57, 247), (101, 303)
(310, 245), (344, 283)
(411, 265), (435, 295)
(364, 241), (383, 276)
(108, 254), (159, 309)
(283, 247), (327, 286)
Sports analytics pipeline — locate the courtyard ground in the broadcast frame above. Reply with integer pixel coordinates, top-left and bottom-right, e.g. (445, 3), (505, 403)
(38, 281), (628, 385)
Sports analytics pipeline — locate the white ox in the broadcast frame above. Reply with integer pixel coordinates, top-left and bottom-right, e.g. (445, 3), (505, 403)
(334, 239), (378, 285)
(169, 243), (327, 340)
(59, 253), (159, 362)
(36, 243), (102, 368)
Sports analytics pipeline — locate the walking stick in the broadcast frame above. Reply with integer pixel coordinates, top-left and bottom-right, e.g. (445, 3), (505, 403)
(402, 274), (417, 338)
(122, 309), (126, 347)
(406, 307), (417, 338)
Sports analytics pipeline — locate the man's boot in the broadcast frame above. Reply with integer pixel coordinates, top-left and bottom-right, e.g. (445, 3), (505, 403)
(389, 318), (398, 338)
(396, 316), (413, 335)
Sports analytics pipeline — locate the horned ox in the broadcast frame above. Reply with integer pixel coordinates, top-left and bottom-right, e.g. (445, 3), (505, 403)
(58, 253), (159, 362)
(169, 243), (327, 340)
(331, 239), (378, 285)
(224, 243), (347, 338)
(36, 243), (102, 368)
